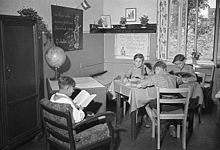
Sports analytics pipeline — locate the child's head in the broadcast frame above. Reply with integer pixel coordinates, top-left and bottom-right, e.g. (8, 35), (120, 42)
(172, 54), (186, 70)
(153, 61), (167, 74)
(144, 62), (152, 75)
(58, 76), (76, 96)
(133, 53), (144, 68)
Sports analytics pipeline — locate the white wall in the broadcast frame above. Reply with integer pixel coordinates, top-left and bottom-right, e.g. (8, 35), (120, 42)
(0, 0), (104, 32)
(104, 0), (157, 24)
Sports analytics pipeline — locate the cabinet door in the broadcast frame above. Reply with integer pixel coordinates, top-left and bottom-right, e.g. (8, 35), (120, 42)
(2, 18), (40, 146)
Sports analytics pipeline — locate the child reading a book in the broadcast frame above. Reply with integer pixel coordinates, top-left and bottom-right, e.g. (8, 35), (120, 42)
(122, 53), (147, 83)
(170, 54), (197, 84)
(50, 76), (85, 123)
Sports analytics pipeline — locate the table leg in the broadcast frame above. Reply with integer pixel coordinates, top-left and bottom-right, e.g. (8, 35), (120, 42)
(131, 110), (137, 141)
(116, 92), (121, 127)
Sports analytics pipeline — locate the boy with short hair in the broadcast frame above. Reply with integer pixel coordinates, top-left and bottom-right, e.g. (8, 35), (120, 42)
(123, 53), (147, 82)
(137, 61), (179, 136)
(50, 76), (85, 123)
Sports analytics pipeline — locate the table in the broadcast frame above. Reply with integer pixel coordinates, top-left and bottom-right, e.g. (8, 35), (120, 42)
(108, 80), (202, 141)
(180, 81), (204, 105)
(47, 77), (107, 113)
(108, 80), (157, 141)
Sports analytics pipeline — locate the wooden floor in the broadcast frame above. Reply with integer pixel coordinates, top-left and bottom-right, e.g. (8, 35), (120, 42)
(13, 100), (220, 150)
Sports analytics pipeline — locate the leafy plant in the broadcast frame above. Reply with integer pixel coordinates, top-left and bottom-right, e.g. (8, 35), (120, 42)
(97, 18), (103, 26)
(191, 49), (202, 60)
(120, 17), (127, 24)
(139, 15), (149, 25)
(17, 7), (51, 41)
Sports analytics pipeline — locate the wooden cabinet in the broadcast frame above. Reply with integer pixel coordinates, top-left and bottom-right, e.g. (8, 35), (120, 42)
(0, 15), (43, 149)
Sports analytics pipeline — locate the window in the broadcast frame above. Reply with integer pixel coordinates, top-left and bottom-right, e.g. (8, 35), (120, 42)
(157, 0), (216, 61)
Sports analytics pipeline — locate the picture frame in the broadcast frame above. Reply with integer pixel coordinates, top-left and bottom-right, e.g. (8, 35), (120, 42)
(100, 15), (111, 28)
(125, 8), (136, 22)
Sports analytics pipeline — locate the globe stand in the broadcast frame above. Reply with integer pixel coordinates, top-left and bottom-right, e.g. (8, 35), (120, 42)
(54, 67), (60, 80)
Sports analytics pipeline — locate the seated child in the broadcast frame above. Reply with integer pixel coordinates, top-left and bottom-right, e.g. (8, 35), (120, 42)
(123, 53), (147, 83)
(50, 76), (85, 123)
(137, 61), (179, 136)
(144, 62), (154, 76)
(170, 54), (197, 84)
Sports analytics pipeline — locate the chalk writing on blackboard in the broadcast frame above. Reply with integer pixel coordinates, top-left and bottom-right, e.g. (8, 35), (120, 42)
(115, 34), (150, 59)
(51, 5), (83, 51)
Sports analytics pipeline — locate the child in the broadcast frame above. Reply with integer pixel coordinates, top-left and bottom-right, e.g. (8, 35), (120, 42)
(144, 62), (154, 76)
(137, 61), (177, 88)
(123, 53), (147, 82)
(170, 54), (197, 84)
(137, 61), (179, 136)
(50, 76), (85, 123)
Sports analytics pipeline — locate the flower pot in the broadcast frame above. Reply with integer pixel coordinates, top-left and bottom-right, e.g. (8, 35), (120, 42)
(141, 23), (147, 28)
(121, 24), (126, 29)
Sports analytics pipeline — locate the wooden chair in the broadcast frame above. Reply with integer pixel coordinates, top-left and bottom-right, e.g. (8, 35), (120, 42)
(152, 87), (190, 149)
(40, 98), (115, 150)
(195, 65), (215, 108)
(195, 71), (206, 123)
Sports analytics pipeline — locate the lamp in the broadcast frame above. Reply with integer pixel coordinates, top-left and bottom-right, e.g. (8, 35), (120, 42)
(81, 0), (91, 10)
(45, 46), (66, 80)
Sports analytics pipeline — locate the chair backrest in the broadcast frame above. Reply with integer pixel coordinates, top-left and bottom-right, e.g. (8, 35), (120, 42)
(195, 65), (215, 86)
(40, 98), (76, 150)
(156, 87), (191, 120)
(46, 78), (59, 99)
(195, 72), (206, 88)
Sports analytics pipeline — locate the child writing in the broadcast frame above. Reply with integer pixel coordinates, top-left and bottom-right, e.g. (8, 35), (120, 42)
(170, 54), (197, 84)
(50, 76), (85, 123)
(123, 53), (147, 83)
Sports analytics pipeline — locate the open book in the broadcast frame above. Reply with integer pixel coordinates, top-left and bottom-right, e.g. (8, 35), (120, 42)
(169, 71), (193, 78)
(73, 90), (96, 107)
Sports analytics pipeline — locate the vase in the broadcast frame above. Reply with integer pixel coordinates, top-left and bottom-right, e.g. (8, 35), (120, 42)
(141, 24), (147, 28)
(121, 24), (126, 29)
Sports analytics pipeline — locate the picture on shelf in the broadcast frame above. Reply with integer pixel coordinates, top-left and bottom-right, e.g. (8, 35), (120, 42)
(100, 15), (111, 28)
(125, 8), (136, 22)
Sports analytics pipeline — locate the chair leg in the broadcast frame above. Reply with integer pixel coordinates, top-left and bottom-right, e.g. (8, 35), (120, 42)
(198, 106), (202, 123)
(152, 119), (155, 138)
(177, 125), (180, 138)
(123, 101), (126, 116)
(182, 121), (186, 149)
(157, 119), (160, 149)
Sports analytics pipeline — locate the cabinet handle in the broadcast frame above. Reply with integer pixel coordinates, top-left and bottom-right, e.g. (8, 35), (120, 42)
(6, 66), (12, 80)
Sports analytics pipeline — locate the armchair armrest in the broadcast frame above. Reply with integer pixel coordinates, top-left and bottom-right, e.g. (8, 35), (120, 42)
(73, 111), (114, 129)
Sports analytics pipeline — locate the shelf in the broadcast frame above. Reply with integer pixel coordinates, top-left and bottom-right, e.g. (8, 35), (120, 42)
(90, 24), (157, 33)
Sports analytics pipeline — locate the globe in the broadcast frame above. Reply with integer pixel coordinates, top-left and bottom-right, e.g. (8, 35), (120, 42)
(45, 46), (66, 68)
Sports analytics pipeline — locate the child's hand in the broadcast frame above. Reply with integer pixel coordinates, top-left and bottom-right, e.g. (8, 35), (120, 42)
(177, 76), (183, 85)
(122, 78), (129, 83)
(136, 84), (143, 88)
(78, 105), (84, 110)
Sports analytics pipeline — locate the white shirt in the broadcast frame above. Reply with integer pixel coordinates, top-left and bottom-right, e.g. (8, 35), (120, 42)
(50, 92), (85, 123)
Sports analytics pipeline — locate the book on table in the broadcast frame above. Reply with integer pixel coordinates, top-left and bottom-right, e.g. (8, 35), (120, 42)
(169, 71), (193, 78)
(73, 90), (96, 107)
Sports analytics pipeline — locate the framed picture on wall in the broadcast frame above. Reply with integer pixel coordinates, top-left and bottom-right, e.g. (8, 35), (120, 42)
(100, 15), (111, 28)
(125, 8), (136, 22)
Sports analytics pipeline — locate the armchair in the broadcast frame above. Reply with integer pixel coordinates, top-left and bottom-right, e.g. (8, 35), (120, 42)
(40, 98), (115, 150)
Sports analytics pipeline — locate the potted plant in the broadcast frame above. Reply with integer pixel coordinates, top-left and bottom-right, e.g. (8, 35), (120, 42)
(97, 18), (103, 27)
(191, 49), (202, 64)
(139, 15), (149, 28)
(120, 17), (127, 28)
(17, 7), (51, 41)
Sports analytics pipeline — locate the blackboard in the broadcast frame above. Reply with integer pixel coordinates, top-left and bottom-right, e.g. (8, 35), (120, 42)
(51, 5), (83, 51)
